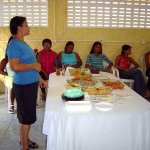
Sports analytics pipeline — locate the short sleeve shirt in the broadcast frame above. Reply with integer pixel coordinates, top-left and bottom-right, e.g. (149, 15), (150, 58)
(85, 53), (112, 69)
(6, 39), (39, 84)
(39, 49), (57, 75)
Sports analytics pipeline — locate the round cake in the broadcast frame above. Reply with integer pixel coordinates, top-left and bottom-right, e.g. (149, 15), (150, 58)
(62, 88), (84, 101)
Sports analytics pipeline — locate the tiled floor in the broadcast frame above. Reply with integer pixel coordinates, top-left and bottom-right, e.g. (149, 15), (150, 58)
(0, 93), (47, 150)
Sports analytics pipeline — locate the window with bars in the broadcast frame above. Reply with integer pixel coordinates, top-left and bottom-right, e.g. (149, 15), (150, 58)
(0, 0), (48, 27)
(67, 0), (150, 28)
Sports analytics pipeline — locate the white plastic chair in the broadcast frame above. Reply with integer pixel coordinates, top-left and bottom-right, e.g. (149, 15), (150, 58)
(113, 67), (134, 89)
(141, 56), (148, 82)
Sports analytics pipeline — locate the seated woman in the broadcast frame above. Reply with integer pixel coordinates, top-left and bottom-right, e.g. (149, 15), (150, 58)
(145, 51), (150, 90)
(115, 44), (149, 97)
(57, 41), (82, 69)
(37, 38), (57, 100)
(85, 41), (113, 74)
(0, 56), (15, 113)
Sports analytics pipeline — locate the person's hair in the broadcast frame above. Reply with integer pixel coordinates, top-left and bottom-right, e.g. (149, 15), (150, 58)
(64, 41), (74, 51)
(90, 41), (102, 54)
(5, 16), (26, 60)
(121, 45), (131, 55)
(5, 35), (14, 59)
(10, 16), (26, 35)
(42, 38), (52, 46)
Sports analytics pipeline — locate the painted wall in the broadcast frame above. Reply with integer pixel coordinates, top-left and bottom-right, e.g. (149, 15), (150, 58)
(0, 0), (150, 92)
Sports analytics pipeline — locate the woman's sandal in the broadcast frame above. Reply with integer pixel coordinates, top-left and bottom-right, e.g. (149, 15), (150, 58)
(8, 105), (15, 114)
(28, 139), (38, 149)
(20, 139), (38, 149)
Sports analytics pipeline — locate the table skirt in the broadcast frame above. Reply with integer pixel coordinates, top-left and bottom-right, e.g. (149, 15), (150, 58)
(43, 108), (150, 150)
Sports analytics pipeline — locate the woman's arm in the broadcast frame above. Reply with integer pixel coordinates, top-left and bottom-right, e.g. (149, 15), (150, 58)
(128, 57), (139, 71)
(100, 62), (113, 73)
(85, 55), (91, 68)
(105, 62), (113, 70)
(71, 52), (82, 68)
(0, 58), (8, 76)
(145, 52), (150, 69)
(36, 52), (41, 64)
(102, 54), (113, 71)
(9, 58), (41, 72)
(57, 52), (62, 68)
(37, 52), (48, 78)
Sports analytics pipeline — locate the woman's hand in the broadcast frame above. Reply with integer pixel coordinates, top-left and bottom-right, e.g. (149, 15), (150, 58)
(34, 63), (41, 72)
(85, 64), (91, 68)
(39, 77), (48, 88)
(101, 68), (111, 73)
(65, 64), (70, 68)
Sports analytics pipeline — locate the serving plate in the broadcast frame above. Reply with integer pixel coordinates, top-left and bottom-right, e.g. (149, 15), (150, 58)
(65, 83), (81, 89)
(95, 102), (113, 111)
(82, 86), (111, 95)
(67, 78), (97, 87)
(91, 76), (110, 82)
(102, 80), (124, 89)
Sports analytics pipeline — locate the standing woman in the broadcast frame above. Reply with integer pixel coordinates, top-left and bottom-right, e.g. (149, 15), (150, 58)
(6, 16), (48, 150)
(0, 55), (15, 114)
(85, 41), (113, 73)
(57, 41), (82, 69)
(115, 44), (149, 97)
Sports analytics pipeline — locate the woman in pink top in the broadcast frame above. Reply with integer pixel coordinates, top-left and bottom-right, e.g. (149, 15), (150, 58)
(37, 38), (57, 100)
(115, 44), (150, 97)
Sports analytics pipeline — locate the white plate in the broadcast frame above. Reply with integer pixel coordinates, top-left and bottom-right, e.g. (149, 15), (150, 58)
(95, 102), (113, 111)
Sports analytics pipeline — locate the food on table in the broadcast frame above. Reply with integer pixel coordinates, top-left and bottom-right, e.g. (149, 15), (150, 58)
(91, 76), (110, 82)
(69, 69), (83, 76)
(102, 80), (124, 89)
(65, 83), (81, 89)
(82, 86), (111, 95)
(67, 77), (97, 86)
(69, 69), (91, 78)
(100, 96), (112, 101)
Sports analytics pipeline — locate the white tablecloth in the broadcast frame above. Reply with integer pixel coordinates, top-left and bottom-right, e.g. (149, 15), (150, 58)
(43, 72), (150, 150)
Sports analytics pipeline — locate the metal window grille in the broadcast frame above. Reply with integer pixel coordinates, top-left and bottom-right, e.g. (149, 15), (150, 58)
(67, 0), (150, 28)
(0, 0), (48, 27)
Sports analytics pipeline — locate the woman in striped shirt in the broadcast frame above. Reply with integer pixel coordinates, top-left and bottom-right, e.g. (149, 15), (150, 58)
(85, 41), (113, 73)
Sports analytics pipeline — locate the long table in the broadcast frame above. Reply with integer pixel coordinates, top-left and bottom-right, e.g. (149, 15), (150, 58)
(43, 72), (150, 150)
